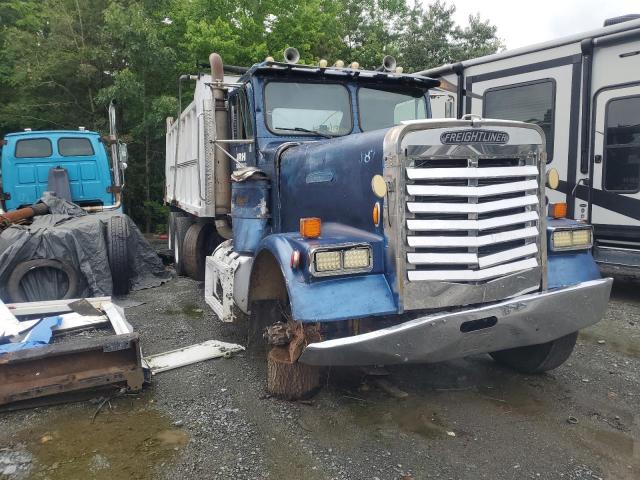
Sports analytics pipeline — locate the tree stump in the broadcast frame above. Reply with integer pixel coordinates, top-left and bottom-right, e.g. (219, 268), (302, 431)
(267, 346), (321, 400)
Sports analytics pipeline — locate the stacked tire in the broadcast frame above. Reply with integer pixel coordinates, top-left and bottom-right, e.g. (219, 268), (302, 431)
(6, 215), (134, 301)
(106, 215), (132, 295)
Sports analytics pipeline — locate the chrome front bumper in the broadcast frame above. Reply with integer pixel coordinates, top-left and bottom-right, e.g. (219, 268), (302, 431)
(298, 278), (613, 366)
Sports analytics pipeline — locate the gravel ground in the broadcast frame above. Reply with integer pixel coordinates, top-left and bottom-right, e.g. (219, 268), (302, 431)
(0, 271), (638, 480)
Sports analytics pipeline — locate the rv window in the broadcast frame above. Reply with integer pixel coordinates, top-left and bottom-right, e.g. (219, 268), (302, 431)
(359, 88), (427, 131)
(58, 138), (95, 156)
(15, 138), (52, 158)
(604, 96), (640, 193)
(483, 80), (555, 161)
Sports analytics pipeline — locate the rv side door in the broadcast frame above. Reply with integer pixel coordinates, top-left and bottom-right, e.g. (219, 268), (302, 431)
(590, 85), (640, 244)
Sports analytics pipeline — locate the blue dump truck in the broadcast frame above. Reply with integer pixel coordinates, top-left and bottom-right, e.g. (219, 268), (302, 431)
(0, 102), (127, 213)
(165, 49), (613, 398)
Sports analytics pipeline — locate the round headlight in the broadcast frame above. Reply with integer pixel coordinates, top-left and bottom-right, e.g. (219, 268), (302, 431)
(546, 168), (560, 190)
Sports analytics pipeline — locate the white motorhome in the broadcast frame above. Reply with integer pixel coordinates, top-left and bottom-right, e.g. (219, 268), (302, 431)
(421, 15), (640, 273)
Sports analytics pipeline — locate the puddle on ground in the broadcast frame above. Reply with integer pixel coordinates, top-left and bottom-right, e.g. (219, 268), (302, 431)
(347, 397), (452, 440)
(475, 382), (547, 416)
(165, 303), (204, 318)
(580, 329), (640, 358)
(571, 424), (640, 479)
(1, 398), (188, 480)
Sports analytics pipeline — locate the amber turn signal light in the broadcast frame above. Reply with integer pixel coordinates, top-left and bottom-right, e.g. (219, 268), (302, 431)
(549, 202), (568, 219)
(300, 217), (321, 238)
(372, 202), (380, 227)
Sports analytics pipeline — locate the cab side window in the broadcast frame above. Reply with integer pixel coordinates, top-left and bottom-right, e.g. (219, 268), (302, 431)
(604, 96), (640, 193)
(231, 88), (254, 140)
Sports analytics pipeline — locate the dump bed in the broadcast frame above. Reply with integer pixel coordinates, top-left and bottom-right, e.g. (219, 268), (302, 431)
(166, 74), (237, 218)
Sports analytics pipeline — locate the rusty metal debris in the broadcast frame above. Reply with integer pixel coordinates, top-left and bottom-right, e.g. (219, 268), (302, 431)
(0, 203), (49, 231)
(0, 297), (144, 408)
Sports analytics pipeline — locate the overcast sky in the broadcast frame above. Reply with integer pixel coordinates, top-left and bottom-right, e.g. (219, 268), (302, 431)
(448, 0), (638, 49)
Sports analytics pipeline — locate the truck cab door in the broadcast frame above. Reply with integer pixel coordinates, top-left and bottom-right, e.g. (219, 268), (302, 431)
(229, 86), (256, 167)
(590, 85), (640, 248)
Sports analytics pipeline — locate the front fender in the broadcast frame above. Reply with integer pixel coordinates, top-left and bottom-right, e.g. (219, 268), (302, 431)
(253, 229), (397, 323)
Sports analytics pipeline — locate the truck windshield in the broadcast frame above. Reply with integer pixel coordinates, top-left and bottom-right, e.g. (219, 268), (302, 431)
(359, 87), (427, 131)
(265, 82), (352, 136)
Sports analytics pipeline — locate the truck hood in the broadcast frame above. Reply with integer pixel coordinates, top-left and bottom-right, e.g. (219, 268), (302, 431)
(276, 129), (389, 233)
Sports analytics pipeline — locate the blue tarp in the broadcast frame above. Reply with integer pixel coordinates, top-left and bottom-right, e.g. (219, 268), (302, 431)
(0, 316), (61, 354)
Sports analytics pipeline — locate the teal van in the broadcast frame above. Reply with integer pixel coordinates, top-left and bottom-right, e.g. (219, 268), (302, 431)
(0, 130), (119, 211)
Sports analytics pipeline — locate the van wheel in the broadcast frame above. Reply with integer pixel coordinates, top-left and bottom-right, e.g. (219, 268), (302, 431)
(490, 332), (578, 373)
(106, 216), (132, 295)
(7, 259), (80, 302)
(183, 222), (222, 281)
(172, 217), (192, 276)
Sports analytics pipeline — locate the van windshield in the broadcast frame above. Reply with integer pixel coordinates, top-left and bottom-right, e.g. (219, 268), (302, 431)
(359, 87), (428, 131)
(265, 82), (352, 136)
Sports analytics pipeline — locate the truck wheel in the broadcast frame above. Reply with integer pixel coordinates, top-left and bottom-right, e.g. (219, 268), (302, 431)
(173, 216), (192, 276)
(7, 259), (80, 302)
(183, 222), (222, 281)
(489, 332), (578, 373)
(106, 216), (132, 295)
(168, 212), (187, 253)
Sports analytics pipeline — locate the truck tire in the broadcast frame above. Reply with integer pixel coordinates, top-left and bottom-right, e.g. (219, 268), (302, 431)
(173, 216), (192, 276)
(183, 222), (222, 281)
(489, 332), (578, 373)
(7, 259), (80, 302)
(168, 211), (187, 253)
(106, 216), (132, 295)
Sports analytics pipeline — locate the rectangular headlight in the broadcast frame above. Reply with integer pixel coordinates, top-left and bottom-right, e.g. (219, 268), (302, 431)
(551, 228), (593, 251)
(571, 229), (592, 247)
(314, 250), (342, 272)
(343, 248), (371, 269)
(552, 230), (573, 249)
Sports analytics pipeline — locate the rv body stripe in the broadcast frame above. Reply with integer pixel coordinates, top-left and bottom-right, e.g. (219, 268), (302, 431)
(468, 55), (582, 84)
(559, 181), (640, 222)
(567, 61), (583, 215)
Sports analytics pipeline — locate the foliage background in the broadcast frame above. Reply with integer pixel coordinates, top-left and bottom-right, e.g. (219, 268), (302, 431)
(0, 0), (502, 231)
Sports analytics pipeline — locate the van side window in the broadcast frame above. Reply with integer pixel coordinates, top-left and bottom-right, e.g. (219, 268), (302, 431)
(483, 80), (555, 162)
(604, 96), (640, 193)
(15, 138), (52, 158)
(58, 138), (95, 156)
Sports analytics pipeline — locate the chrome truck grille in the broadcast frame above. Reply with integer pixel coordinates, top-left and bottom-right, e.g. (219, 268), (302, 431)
(405, 156), (539, 281)
(384, 120), (546, 312)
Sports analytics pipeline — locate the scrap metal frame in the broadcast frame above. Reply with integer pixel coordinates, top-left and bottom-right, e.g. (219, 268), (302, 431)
(0, 297), (144, 407)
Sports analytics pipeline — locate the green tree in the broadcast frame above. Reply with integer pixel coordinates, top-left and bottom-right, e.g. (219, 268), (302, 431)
(398, 1), (504, 71)
(0, 0), (502, 232)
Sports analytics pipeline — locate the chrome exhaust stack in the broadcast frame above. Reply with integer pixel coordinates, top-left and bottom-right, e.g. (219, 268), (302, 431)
(208, 53), (233, 238)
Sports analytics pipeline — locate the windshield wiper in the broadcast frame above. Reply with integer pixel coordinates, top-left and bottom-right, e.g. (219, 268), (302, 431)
(276, 127), (336, 139)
